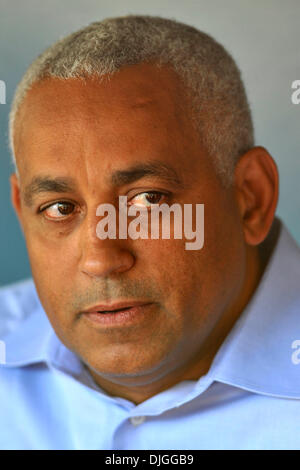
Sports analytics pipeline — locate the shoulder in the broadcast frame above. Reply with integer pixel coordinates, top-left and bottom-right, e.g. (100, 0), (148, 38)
(0, 278), (40, 338)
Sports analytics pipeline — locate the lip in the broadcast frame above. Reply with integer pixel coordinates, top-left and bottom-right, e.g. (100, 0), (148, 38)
(82, 300), (152, 313)
(81, 301), (155, 327)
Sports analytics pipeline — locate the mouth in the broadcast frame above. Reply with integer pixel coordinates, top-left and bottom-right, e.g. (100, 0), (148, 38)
(82, 300), (152, 314)
(96, 306), (133, 314)
(81, 301), (155, 326)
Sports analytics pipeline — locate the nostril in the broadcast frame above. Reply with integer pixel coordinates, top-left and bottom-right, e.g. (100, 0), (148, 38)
(80, 246), (135, 278)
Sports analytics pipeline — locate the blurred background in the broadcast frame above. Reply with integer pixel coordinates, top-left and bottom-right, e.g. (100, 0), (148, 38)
(0, 0), (299, 286)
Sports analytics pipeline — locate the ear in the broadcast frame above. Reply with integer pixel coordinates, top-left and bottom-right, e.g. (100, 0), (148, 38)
(10, 173), (24, 233)
(234, 146), (279, 245)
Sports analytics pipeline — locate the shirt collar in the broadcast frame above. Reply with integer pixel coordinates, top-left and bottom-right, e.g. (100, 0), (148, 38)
(208, 217), (300, 398)
(2, 217), (300, 399)
(1, 285), (83, 376)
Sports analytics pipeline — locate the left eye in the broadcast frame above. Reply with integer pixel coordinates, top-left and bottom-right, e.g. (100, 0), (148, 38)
(129, 192), (165, 207)
(40, 202), (75, 220)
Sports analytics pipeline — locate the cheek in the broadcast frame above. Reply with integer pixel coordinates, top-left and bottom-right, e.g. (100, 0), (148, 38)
(23, 228), (78, 318)
(134, 238), (202, 318)
(201, 210), (246, 315)
(138, 205), (245, 320)
(24, 220), (77, 273)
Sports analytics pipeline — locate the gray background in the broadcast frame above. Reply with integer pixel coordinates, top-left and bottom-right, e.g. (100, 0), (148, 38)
(0, 0), (299, 286)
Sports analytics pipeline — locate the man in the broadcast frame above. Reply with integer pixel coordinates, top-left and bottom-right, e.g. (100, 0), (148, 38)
(0, 15), (299, 450)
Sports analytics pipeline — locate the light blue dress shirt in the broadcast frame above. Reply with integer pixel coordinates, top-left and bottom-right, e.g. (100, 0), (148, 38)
(0, 218), (300, 450)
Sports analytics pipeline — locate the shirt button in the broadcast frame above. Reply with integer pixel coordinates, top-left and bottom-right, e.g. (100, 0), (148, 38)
(130, 416), (146, 426)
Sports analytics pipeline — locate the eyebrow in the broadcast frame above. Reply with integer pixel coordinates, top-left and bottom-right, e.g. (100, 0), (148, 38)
(23, 161), (185, 207)
(23, 176), (77, 207)
(110, 161), (185, 188)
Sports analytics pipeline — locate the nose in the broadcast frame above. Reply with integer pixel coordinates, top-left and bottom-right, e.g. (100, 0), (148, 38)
(79, 214), (135, 279)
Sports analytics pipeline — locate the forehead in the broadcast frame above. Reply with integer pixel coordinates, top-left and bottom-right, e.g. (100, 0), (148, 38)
(14, 63), (206, 187)
(16, 62), (187, 132)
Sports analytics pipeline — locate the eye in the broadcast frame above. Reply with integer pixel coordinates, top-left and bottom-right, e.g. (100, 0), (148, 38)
(129, 191), (166, 208)
(39, 201), (75, 221)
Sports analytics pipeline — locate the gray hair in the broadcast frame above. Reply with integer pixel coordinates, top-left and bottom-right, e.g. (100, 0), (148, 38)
(9, 14), (254, 186)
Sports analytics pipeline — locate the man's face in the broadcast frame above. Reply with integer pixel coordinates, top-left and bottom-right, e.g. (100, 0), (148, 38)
(12, 63), (246, 385)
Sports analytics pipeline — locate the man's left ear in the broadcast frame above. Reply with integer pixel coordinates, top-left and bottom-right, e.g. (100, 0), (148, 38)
(234, 146), (279, 245)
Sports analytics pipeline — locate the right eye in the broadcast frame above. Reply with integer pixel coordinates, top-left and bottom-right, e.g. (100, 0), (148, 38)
(39, 201), (76, 221)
